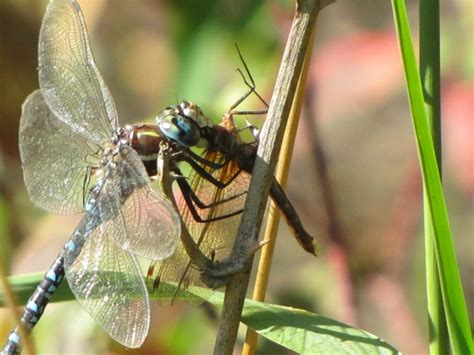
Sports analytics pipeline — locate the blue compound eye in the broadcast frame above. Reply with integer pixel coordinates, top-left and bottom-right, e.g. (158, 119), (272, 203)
(158, 113), (201, 147)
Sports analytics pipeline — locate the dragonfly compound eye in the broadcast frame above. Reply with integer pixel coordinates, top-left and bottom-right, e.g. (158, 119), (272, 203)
(180, 101), (213, 129)
(157, 112), (201, 147)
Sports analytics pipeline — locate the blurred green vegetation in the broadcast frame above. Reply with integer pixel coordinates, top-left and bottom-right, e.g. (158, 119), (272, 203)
(0, 0), (472, 354)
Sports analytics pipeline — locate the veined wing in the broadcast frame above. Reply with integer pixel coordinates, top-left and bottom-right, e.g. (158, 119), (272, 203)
(39, 0), (117, 144)
(64, 146), (180, 347)
(150, 152), (250, 305)
(64, 211), (150, 348)
(98, 146), (181, 260)
(19, 90), (101, 214)
(184, 154), (249, 261)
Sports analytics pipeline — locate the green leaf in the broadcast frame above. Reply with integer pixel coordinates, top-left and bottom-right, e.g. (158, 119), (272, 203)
(391, 1), (474, 353)
(0, 272), (74, 305)
(238, 299), (399, 354)
(419, 0), (450, 354)
(2, 272), (399, 353)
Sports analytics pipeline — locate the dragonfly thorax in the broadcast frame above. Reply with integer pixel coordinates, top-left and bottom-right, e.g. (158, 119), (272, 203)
(125, 124), (163, 161)
(99, 130), (130, 179)
(156, 101), (212, 148)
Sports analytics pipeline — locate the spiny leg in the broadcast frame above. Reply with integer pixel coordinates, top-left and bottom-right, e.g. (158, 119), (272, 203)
(229, 44), (269, 112)
(183, 155), (243, 188)
(176, 178), (243, 224)
(175, 172), (247, 210)
(184, 149), (226, 170)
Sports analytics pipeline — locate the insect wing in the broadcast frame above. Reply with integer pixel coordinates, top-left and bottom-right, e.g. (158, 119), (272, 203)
(38, 0), (117, 144)
(64, 212), (150, 348)
(151, 154), (249, 304)
(19, 90), (100, 214)
(98, 147), (180, 260)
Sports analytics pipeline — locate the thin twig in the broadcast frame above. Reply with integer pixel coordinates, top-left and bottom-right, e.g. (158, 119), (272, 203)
(242, 12), (323, 354)
(212, 1), (333, 354)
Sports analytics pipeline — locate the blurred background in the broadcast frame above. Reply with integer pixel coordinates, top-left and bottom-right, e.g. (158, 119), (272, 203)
(0, 0), (472, 354)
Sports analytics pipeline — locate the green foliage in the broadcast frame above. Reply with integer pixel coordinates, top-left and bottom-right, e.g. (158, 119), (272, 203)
(1, 272), (399, 353)
(239, 300), (398, 354)
(391, 0), (473, 353)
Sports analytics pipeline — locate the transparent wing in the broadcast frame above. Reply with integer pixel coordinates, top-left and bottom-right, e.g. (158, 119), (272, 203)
(64, 212), (150, 348)
(98, 147), (180, 260)
(148, 241), (213, 306)
(185, 157), (249, 262)
(38, 0), (117, 144)
(150, 154), (249, 305)
(19, 90), (100, 214)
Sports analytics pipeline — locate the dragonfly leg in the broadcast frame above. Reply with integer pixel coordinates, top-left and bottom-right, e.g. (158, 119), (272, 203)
(199, 237), (268, 287)
(185, 148), (227, 169)
(176, 177), (244, 223)
(230, 108), (268, 116)
(175, 171), (246, 210)
(183, 156), (243, 188)
(200, 273), (233, 289)
(229, 44), (269, 113)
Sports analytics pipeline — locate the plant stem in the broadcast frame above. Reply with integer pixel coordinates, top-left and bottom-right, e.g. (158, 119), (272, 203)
(212, 1), (332, 354)
(242, 14), (321, 355)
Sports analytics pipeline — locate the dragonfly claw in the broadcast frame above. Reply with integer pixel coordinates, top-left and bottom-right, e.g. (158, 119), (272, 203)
(199, 237), (264, 288)
(200, 273), (233, 289)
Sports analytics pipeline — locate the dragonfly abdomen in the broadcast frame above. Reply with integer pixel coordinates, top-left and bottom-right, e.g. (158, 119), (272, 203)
(2, 200), (106, 355)
(2, 254), (65, 355)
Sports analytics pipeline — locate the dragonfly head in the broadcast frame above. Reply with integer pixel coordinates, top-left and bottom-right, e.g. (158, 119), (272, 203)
(156, 101), (212, 148)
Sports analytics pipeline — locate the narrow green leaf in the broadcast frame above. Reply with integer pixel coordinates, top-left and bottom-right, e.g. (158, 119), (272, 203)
(419, 0), (450, 354)
(391, 1), (473, 353)
(0, 272), (211, 306)
(0, 272), (75, 305)
(2, 272), (399, 353)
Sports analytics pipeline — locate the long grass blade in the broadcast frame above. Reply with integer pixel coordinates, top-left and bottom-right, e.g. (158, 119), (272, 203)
(391, 1), (473, 353)
(419, 0), (450, 353)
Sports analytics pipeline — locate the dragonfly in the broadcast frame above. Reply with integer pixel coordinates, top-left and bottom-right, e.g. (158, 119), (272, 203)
(130, 59), (317, 303)
(2, 0), (181, 353)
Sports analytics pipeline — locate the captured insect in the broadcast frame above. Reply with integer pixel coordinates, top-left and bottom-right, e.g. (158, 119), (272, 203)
(130, 52), (317, 303)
